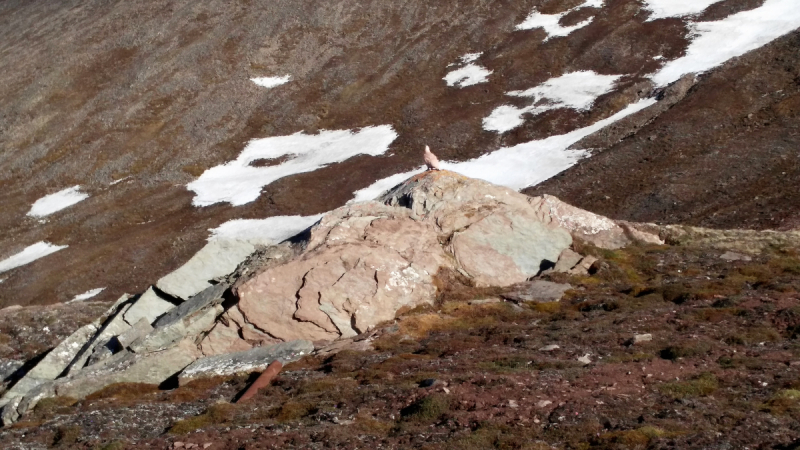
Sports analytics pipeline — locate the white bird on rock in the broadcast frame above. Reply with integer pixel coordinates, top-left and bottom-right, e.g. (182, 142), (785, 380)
(423, 145), (441, 171)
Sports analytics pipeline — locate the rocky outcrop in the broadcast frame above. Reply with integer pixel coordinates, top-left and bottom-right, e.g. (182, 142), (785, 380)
(178, 340), (313, 385)
(0, 170), (664, 426)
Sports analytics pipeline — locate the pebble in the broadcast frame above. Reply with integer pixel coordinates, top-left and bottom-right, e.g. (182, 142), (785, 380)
(578, 354), (592, 365)
(508, 400), (519, 408)
(540, 344), (560, 352)
(633, 334), (652, 344)
(536, 400), (552, 408)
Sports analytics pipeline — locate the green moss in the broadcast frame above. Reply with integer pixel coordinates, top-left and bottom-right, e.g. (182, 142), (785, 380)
(761, 389), (800, 415)
(274, 400), (318, 422)
(168, 402), (237, 434)
(591, 426), (668, 449)
(53, 425), (82, 447)
(93, 442), (126, 450)
(400, 394), (450, 423)
(658, 373), (718, 399)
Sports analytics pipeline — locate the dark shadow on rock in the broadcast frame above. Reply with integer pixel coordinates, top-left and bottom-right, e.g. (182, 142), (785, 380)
(158, 373), (181, 391)
(231, 371), (263, 403)
(538, 259), (556, 274)
(3, 348), (51, 386)
(773, 439), (800, 450)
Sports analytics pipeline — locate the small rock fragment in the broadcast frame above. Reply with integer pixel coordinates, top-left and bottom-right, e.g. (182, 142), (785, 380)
(539, 344), (560, 352)
(419, 378), (444, 388)
(553, 248), (583, 273)
(577, 354), (592, 365)
(123, 287), (176, 326)
(633, 333), (652, 344)
(501, 280), (572, 303)
(508, 399), (519, 408)
(720, 251), (752, 262)
(568, 256), (599, 276)
(116, 317), (154, 349)
(536, 400), (552, 408)
(467, 298), (502, 305)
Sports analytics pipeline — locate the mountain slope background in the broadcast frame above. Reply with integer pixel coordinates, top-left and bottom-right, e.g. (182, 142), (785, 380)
(0, 0), (798, 308)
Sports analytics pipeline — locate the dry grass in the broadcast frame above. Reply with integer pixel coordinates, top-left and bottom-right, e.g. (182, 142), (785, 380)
(168, 402), (238, 434)
(658, 373), (718, 399)
(84, 383), (160, 404)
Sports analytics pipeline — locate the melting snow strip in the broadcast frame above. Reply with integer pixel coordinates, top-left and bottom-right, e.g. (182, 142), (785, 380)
(188, 125), (398, 207)
(0, 242), (68, 274)
(642, 0), (722, 21)
(70, 288), (106, 302)
(354, 98), (656, 200)
(516, 0), (604, 39)
(651, 0), (800, 86)
(443, 63), (493, 87)
(210, 216), (324, 243)
(27, 186), (89, 218)
(484, 71), (622, 133)
(251, 75), (291, 88)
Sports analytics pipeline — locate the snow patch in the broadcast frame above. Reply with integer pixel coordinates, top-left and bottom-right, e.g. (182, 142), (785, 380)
(110, 176), (131, 186)
(444, 63), (493, 87)
(484, 71), (622, 133)
(350, 168), (426, 204)
(0, 242), (68, 274)
(210, 215), (324, 243)
(642, 0), (721, 20)
(188, 126), (398, 206)
(156, 214), (324, 300)
(459, 53), (482, 64)
(70, 288), (105, 302)
(516, 0), (604, 39)
(251, 75), (291, 88)
(27, 186), (89, 217)
(651, 0), (800, 86)
(450, 98), (656, 189)
(353, 98), (656, 203)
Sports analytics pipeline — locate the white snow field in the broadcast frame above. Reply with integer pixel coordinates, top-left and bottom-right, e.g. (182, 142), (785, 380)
(27, 186), (89, 218)
(652, 0), (800, 86)
(188, 125), (398, 206)
(156, 215), (323, 300)
(251, 75), (291, 88)
(70, 287), (105, 302)
(0, 242), (68, 274)
(354, 98), (655, 201)
(642, 0), (721, 20)
(516, 0), (604, 39)
(351, 167), (426, 204)
(444, 63), (493, 87)
(484, 71), (622, 133)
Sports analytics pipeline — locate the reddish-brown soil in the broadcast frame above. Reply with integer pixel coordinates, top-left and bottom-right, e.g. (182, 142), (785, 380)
(3, 0), (791, 308)
(526, 29), (800, 232)
(2, 242), (799, 449)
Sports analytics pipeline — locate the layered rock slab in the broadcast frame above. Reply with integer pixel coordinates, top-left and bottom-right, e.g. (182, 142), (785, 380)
(235, 171), (580, 343)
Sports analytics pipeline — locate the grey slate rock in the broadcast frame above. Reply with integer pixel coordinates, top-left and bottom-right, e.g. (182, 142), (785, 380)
(123, 287), (177, 326)
(0, 359), (23, 383)
(178, 340), (313, 385)
(54, 339), (202, 400)
(0, 396), (21, 427)
(553, 249), (583, 273)
(153, 283), (228, 329)
(501, 280), (572, 303)
(130, 304), (223, 354)
(116, 317), (154, 349)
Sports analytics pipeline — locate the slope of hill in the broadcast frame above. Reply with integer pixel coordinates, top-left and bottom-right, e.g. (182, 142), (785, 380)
(0, 0), (798, 316)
